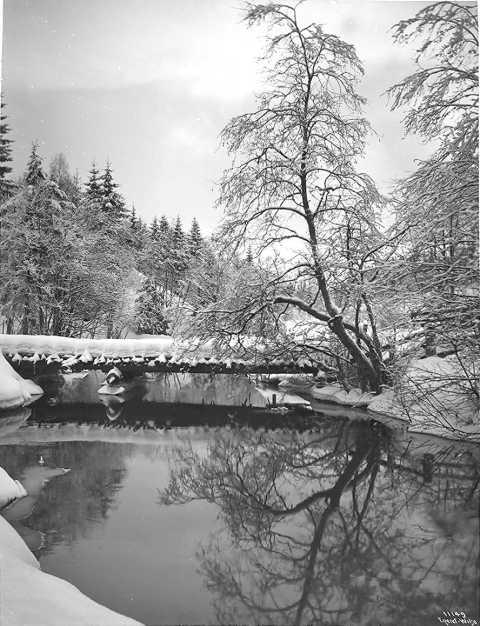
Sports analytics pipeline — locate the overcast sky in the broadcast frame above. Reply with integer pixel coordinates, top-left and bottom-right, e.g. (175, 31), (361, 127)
(1, 0), (436, 231)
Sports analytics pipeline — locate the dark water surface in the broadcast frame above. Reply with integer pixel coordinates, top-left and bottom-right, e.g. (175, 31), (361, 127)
(0, 373), (479, 626)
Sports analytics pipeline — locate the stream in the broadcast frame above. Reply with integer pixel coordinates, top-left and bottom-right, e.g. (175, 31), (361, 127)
(0, 372), (479, 626)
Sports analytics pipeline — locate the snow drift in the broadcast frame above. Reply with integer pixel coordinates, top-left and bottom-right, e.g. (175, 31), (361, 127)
(0, 351), (43, 409)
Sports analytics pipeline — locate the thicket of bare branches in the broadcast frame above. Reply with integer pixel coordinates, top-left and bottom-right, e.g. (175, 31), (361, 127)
(387, 1), (478, 329)
(383, 1), (479, 422)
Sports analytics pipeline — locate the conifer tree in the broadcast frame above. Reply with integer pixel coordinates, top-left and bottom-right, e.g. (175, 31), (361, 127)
(127, 204), (147, 254)
(1, 149), (77, 334)
(0, 100), (14, 198)
(24, 143), (46, 186)
(172, 216), (184, 249)
(100, 161), (127, 220)
(188, 217), (203, 257)
(159, 215), (170, 238)
(130, 204), (138, 229)
(135, 277), (169, 335)
(170, 216), (188, 290)
(137, 216), (149, 242)
(85, 161), (101, 199)
(150, 216), (160, 241)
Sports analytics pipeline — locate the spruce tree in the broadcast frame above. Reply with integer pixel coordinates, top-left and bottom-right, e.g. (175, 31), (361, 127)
(85, 161), (101, 199)
(150, 216), (159, 241)
(127, 204), (146, 253)
(135, 277), (169, 335)
(0, 101), (14, 198)
(24, 143), (46, 186)
(1, 151), (77, 334)
(171, 216), (188, 286)
(188, 217), (203, 257)
(130, 204), (138, 229)
(172, 216), (184, 249)
(159, 215), (170, 239)
(100, 161), (126, 219)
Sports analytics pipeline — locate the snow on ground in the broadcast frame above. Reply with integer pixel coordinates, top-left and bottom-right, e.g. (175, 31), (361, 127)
(0, 467), (143, 626)
(368, 355), (480, 440)
(0, 334), (174, 358)
(311, 384), (374, 408)
(0, 515), (143, 626)
(277, 374), (316, 393)
(0, 352), (43, 410)
(0, 467), (27, 508)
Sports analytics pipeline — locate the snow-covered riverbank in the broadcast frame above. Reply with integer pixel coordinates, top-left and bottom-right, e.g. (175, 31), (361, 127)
(0, 467), (143, 626)
(0, 352), (43, 410)
(277, 356), (480, 442)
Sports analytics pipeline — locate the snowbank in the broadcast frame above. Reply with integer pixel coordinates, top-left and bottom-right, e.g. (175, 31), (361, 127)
(367, 389), (399, 415)
(368, 356), (480, 438)
(0, 467), (143, 626)
(0, 516), (143, 626)
(0, 467), (27, 508)
(0, 334), (174, 358)
(0, 352), (43, 409)
(277, 374), (316, 393)
(308, 356), (480, 440)
(311, 384), (373, 408)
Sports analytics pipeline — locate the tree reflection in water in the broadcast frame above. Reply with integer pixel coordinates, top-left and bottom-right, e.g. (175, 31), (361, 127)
(0, 441), (133, 554)
(159, 419), (480, 626)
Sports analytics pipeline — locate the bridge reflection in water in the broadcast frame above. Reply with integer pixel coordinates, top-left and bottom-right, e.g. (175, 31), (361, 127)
(40, 370), (309, 406)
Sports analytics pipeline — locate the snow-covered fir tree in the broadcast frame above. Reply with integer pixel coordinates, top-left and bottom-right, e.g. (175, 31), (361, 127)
(150, 216), (160, 241)
(24, 143), (46, 187)
(1, 147), (77, 334)
(135, 277), (169, 335)
(172, 216), (184, 249)
(100, 161), (127, 220)
(85, 161), (101, 199)
(159, 215), (170, 239)
(130, 204), (138, 229)
(187, 217), (203, 257)
(0, 101), (14, 199)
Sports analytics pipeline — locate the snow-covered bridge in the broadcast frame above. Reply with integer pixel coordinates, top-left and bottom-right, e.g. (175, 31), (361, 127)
(0, 334), (318, 376)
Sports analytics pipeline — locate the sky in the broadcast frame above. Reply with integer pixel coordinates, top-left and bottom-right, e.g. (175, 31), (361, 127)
(1, 0), (437, 232)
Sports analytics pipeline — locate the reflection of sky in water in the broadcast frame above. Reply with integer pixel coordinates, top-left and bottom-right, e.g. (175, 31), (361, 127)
(0, 387), (478, 625)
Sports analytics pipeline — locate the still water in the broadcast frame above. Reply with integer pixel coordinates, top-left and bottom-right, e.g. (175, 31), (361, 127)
(0, 373), (479, 626)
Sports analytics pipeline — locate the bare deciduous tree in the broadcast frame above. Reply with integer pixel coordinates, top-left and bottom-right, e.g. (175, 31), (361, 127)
(202, 2), (388, 391)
